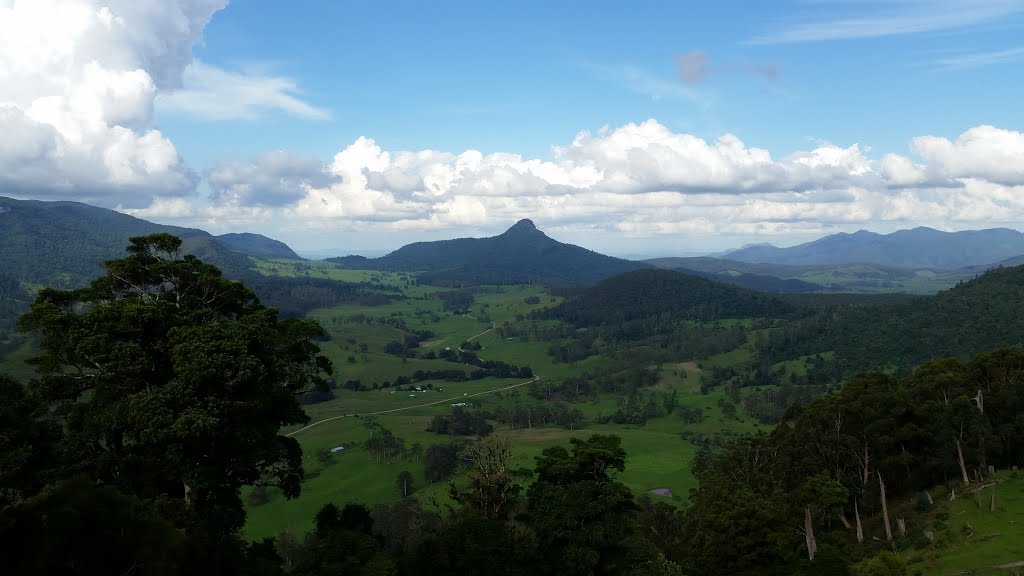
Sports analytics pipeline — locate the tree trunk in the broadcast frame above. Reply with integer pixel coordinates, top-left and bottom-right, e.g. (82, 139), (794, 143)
(956, 436), (970, 485)
(896, 518), (906, 536)
(804, 507), (817, 561)
(924, 490), (933, 505)
(839, 513), (852, 529)
(879, 472), (893, 542)
(855, 500), (864, 544)
(990, 484), (996, 512)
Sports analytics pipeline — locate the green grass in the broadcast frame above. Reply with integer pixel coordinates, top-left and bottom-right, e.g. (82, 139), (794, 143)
(769, 351), (836, 378)
(901, 474), (1024, 575)
(700, 346), (753, 368)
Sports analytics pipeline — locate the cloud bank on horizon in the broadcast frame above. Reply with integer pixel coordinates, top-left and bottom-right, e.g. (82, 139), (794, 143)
(2, 0), (1024, 253)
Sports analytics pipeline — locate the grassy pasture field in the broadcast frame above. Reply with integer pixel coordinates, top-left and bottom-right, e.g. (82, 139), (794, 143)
(247, 359), (763, 539)
(905, 474), (1024, 575)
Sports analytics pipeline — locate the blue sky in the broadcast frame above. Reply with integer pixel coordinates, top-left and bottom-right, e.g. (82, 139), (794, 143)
(3, 0), (1024, 256)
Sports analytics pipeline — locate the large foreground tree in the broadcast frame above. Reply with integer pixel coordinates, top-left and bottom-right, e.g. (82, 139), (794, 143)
(18, 233), (332, 536)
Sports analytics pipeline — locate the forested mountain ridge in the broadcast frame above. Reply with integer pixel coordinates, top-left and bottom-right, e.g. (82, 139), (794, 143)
(216, 232), (303, 260)
(0, 197), (362, 337)
(0, 196), (254, 288)
(722, 226), (1024, 268)
(327, 219), (649, 285)
(760, 263), (1024, 373)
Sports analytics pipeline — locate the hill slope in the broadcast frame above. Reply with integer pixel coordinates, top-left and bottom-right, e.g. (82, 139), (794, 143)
(0, 196), (254, 288)
(327, 219), (648, 285)
(760, 264), (1024, 371)
(723, 227), (1024, 269)
(551, 268), (797, 328)
(216, 232), (303, 260)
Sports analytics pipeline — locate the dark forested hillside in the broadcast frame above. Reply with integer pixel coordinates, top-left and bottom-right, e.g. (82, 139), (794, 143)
(327, 219), (648, 286)
(0, 196), (254, 287)
(0, 274), (29, 338)
(216, 232), (303, 260)
(760, 264), (1024, 373)
(551, 268), (798, 329)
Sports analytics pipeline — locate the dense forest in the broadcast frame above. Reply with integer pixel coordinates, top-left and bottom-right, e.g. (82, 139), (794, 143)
(548, 269), (798, 330)
(760, 265), (1024, 374)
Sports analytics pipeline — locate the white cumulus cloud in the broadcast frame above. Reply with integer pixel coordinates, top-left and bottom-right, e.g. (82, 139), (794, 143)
(184, 120), (1024, 250)
(0, 0), (228, 203)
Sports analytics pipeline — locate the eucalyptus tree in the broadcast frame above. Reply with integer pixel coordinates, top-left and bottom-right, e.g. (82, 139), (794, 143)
(19, 233), (332, 536)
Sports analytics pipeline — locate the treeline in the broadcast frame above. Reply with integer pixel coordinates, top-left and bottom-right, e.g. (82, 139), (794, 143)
(546, 323), (748, 365)
(699, 353), (844, 393)
(242, 274), (398, 319)
(527, 367), (660, 403)
(486, 402), (586, 430)
(426, 406), (493, 437)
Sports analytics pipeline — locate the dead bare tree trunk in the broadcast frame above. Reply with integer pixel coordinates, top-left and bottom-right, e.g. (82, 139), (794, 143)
(839, 512), (852, 529)
(855, 499), (864, 544)
(990, 484), (996, 512)
(896, 518), (906, 536)
(924, 490), (933, 505)
(861, 440), (871, 487)
(879, 472), (893, 542)
(973, 389), (984, 413)
(804, 507), (817, 561)
(956, 432), (970, 485)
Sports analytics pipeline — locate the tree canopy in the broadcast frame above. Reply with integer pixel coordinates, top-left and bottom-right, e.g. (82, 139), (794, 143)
(17, 233), (332, 536)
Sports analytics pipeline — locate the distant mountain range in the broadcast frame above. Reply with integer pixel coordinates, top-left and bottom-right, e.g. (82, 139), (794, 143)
(327, 219), (649, 285)
(5, 195), (1024, 299)
(718, 227), (1024, 269)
